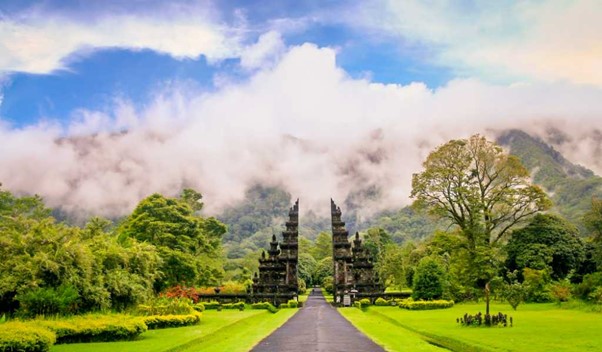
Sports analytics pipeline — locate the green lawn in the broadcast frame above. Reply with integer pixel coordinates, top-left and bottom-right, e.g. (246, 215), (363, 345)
(340, 303), (602, 352)
(51, 309), (297, 352)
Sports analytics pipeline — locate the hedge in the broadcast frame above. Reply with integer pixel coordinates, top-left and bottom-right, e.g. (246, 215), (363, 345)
(143, 312), (201, 329)
(193, 303), (205, 312)
(251, 302), (278, 313)
(202, 301), (221, 310)
(398, 299), (454, 310)
(221, 302), (245, 310)
(36, 315), (147, 344)
(358, 298), (371, 306)
(0, 322), (56, 352)
(374, 298), (392, 306)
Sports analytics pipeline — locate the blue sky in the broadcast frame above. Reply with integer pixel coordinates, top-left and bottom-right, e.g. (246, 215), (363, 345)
(0, 0), (600, 216)
(1, 0), (459, 126)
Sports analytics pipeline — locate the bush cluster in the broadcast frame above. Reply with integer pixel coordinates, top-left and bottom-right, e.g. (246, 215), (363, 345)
(358, 298), (371, 306)
(221, 302), (245, 311)
(202, 301), (221, 310)
(193, 303), (205, 312)
(398, 299), (454, 310)
(142, 312), (201, 329)
(251, 302), (278, 313)
(0, 322), (56, 352)
(457, 312), (512, 327)
(36, 315), (147, 344)
(374, 298), (392, 306)
(279, 300), (299, 309)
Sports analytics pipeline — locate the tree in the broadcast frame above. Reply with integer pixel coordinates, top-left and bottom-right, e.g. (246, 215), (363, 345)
(506, 214), (585, 280)
(298, 253), (317, 287)
(118, 192), (226, 291)
(411, 134), (551, 248)
(412, 257), (446, 300)
(411, 135), (550, 313)
(311, 232), (332, 261)
(584, 197), (602, 269)
(376, 244), (405, 290)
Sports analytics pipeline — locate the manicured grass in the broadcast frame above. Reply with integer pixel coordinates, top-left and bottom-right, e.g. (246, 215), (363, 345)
(342, 303), (602, 352)
(51, 309), (297, 352)
(179, 308), (297, 352)
(340, 308), (445, 351)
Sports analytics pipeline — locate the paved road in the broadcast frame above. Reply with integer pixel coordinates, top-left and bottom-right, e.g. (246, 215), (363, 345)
(251, 289), (385, 352)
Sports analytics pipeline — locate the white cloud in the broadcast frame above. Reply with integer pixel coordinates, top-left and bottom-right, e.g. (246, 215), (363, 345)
(358, 0), (602, 85)
(0, 43), (601, 219)
(0, 11), (241, 74)
(240, 31), (285, 70)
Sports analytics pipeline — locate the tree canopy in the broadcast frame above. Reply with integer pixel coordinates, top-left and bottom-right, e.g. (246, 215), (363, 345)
(506, 214), (585, 280)
(411, 134), (551, 247)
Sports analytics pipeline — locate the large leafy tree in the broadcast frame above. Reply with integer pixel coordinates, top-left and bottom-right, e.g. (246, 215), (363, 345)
(411, 135), (551, 312)
(119, 189), (227, 290)
(411, 134), (551, 248)
(506, 214), (585, 280)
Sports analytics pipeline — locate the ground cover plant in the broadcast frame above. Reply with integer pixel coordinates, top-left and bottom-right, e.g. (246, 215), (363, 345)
(341, 302), (602, 351)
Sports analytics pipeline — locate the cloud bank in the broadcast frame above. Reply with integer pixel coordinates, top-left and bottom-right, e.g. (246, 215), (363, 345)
(0, 5), (241, 74)
(1, 43), (601, 219)
(357, 0), (602, 85)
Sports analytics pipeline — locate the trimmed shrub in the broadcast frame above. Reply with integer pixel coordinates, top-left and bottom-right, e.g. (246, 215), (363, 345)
(193, 303), (205, 312)
(278, 303), (289, 309)
(251, 302), (278, 313)
(374, 298), (391, 306)
(399, 299), (454, 310)
(221, 302), (245, 311)
(353, 301), (362, 309)
(358, 298), (371, 306)
(287, 300), (298, 308)
(36, 315), (147, 344)
(202, 301), (221, 310)
(0, 322), (56, 352)
(143, 312), (201, 329)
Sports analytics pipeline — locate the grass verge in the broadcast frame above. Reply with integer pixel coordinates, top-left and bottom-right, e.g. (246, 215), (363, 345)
(51, 309), (296, 352)
(339, 308), (446, 351)
(344, 303), (602, 352)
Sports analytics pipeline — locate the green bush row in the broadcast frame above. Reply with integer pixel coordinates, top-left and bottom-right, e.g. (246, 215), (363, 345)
(278, 300), (299, 309)
(398, 299), (454, 310)
(193, 303), (205, 312)
(251, 302), (278, 313)
(221, 302), (245, 310)
(36, 315), (147, 344)
(358, 298), (371, 306)
(142, 312), (201, 329)
(202, 301), (221, 310)
(0, 322), (56, 352)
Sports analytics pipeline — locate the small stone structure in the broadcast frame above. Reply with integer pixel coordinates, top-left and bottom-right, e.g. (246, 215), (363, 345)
(251, 199), (299, 305)
(331, 199), (383, 304)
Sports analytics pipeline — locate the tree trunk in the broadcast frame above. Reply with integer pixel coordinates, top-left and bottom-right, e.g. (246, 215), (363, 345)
(485, 281), (490, 316)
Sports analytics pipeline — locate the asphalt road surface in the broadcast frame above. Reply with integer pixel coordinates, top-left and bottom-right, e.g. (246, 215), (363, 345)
(251, 289), (385, 352)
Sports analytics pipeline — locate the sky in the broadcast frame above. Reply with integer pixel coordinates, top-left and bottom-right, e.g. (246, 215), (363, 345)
(0, 0), (601, 219)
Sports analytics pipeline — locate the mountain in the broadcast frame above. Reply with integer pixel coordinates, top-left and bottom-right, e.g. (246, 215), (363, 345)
(497, 129), (602, 233)
(217, 129), (602, 256)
